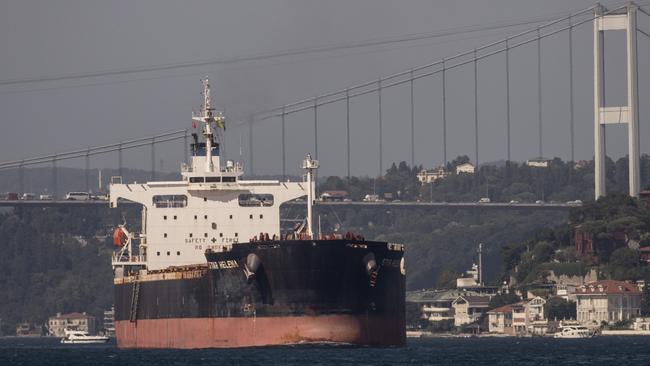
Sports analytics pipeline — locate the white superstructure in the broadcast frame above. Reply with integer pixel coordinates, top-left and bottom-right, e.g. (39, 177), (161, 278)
(110, 79), (313, 271)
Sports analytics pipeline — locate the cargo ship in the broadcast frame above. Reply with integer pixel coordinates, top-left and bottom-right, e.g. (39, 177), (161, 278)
(109, 79), (405, 349)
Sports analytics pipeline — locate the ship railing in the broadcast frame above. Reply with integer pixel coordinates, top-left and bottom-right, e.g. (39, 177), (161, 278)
(112, 252), (146, 264)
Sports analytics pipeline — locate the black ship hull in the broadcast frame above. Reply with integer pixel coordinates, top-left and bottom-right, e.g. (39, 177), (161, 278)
(114, 239), (405, 348)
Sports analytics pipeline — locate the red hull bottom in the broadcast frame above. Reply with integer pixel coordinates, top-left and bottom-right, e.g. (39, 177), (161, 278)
(115, 315), (405, 349)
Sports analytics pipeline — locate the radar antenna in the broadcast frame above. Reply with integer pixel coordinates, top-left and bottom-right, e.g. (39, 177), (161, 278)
(192, 78), (225, 173)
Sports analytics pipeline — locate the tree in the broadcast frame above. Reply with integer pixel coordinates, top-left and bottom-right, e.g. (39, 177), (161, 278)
(405, 302), (428, 329)
(544, 297), (576, 320)
(435, 270), (459, 289)
(488, 293), (520, 310)
(532, 241), (554, 263)
(642, 279), (650, 316)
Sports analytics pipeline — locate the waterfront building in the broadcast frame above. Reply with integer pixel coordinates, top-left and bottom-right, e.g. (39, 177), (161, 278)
(575, 280), (641, 325)
(48, 312), (97, 337)
(406, 289), (479, 323)
(487, 297), (552, 335)
(452, 295), (490, 326)
(487, 305), (514, 335)
(15, 322), (42, 337)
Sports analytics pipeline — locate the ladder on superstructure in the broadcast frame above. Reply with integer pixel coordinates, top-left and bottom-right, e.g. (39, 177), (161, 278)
(129, 277), (140, 323)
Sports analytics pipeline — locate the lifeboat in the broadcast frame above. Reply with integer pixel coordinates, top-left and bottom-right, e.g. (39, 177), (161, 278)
(113, 227), (127, 248)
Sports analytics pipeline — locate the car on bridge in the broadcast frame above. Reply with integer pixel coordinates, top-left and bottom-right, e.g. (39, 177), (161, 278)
(65, 192), (91, 201)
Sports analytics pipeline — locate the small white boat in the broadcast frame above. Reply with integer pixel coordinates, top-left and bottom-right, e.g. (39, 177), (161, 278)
(553, 325), (595, 339)
(60, 329), (110, 344)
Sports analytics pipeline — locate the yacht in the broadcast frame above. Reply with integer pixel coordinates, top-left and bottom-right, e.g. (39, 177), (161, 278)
(553, 325), (595, 339)
(60, 329), (110, 344)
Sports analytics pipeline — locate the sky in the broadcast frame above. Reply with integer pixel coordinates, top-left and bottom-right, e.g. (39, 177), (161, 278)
(0, 0), (649, 177)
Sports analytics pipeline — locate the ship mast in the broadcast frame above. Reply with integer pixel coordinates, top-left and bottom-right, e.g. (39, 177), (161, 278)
(302, 154), (319, 239)
(192, 78), (224, 173)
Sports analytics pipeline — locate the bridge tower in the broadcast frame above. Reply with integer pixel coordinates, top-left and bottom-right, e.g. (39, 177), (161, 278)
(594, 3), (639, 198)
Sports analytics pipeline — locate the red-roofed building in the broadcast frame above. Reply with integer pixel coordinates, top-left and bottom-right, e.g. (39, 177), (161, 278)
(575, 280), (641, 325)
(487, 305), (514, 335)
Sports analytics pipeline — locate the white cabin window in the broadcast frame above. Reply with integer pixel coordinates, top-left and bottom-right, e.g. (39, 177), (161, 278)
(152, 195), (187, 208)
(239, 194), (274, 207)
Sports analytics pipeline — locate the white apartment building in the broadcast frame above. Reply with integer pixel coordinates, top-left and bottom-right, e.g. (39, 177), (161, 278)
(455, 163), (475, 175)
(576, 280), (641, 325)
(48, 312), (96, 337)
(452, 295), (490, 326)
(417, 167), (450, 184)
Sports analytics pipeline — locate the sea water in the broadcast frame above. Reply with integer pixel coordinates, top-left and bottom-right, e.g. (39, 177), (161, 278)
(1, 336), (650, 365)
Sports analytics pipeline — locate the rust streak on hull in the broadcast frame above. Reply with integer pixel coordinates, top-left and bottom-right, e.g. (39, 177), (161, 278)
(115, 315), (405, 349)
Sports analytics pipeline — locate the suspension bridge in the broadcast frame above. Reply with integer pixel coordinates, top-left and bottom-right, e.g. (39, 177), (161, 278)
(0, 2), (649, 204)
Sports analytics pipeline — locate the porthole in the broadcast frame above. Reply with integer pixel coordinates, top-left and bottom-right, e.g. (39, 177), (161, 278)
(157, 252), (160, 256)
(235, 233), (238, 237)
(229, 215), (233, 219)
(189, 233), (193, 238)
(204, 197), (207, 202)
(260, 214), (263, 219)
(204, 215), (208, 219)
(164, 233), (167, 238)
(173, 215), (177, 220)
(249, 214), (253, 219)
(219, 233), (223, 237)
(177, 251), (180, 256)
(194, 215), (197, 220)
(204, 233), (208, 238)
(166, 251), (170, 256)
(212, 223), (217, 230)
(163, 215), (167, 220)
